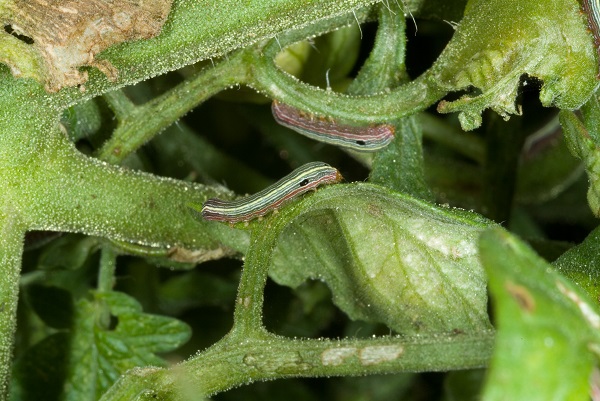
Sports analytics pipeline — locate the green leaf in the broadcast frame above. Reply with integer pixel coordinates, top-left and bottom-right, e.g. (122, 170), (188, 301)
(434, 0), (597, 130)
(516, 119), (583, 204)
(270, 183), (493, 334)
(38, 234), (100, 271)
(553, 225), (600, 303)
(24, 285), (74, 329)
(158, 270), (238, 315)
(65, 291), (190, 401)
(11, 333), (70, 401)
(61, 99), (103, 142)
(560, 97), (600, 217)
(480, 228), (600, 401)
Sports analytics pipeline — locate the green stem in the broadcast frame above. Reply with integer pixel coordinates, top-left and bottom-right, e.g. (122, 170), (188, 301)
(196, 330), (495, 395)
(97, 50), (251, 164)
(248, 29), (447, 124)
(229, 223), (279, 339)
(103, 90), (136, 121)
(97, 247), (117, 330)
(98, 247), (117, 293)
(346, 2), (408, 95)
(101, 318), (494, 400)
(0, 213), (26, 401)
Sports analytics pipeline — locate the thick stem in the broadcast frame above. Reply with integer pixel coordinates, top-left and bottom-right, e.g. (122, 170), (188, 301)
(248, 32), (447, 124)
(18, 130), (249, 258)
(100, 328), (495, 401)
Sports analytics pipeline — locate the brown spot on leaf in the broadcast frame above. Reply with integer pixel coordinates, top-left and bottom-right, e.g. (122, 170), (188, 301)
(367, 203), (383, 217)
(2, 0), (173, 92)
(505, 281), (535, 313)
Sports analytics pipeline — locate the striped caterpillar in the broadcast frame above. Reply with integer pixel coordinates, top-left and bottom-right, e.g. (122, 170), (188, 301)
(195, 161), (342, 224)
(272, 101), (395, 152)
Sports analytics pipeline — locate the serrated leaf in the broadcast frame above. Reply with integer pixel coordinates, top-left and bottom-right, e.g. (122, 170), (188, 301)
(480, 228), (600, 401)
(271, 183), (493, 334)
(65, 291), (190, 401)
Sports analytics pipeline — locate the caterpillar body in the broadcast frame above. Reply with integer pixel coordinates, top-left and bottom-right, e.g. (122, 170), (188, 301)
(197, 161), (342, 224)
(271, 101), (395, 152)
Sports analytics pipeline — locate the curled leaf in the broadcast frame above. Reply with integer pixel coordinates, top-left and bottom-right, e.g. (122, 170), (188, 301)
(432, 0), (598, 130)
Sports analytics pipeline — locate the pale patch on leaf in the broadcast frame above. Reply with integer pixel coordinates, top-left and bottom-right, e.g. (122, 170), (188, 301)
(1, 0), (173, 92)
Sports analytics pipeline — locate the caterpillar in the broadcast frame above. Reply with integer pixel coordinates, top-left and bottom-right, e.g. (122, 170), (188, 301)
(271, 101), (395, 152)
(196, 161), (342, 224)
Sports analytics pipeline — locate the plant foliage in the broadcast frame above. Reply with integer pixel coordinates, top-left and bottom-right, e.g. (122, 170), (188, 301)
(0, 0), (598, 400)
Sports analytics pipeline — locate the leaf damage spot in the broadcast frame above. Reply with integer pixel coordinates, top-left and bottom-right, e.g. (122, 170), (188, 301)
(243, 352), (312, 373)
(167, 245), (237, 263)
(4, 24), (34, 44)
(321, 347), (357, 366)
(505, 281), (535, 313)
(2, 0), (173, 92)
(237, 296), (251, 308)
(358, 345), (403, 366)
